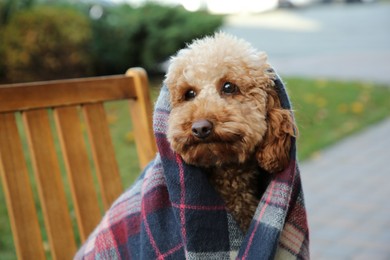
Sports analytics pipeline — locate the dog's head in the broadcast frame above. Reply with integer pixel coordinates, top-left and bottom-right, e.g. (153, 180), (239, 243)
(165, 32), (296, 173)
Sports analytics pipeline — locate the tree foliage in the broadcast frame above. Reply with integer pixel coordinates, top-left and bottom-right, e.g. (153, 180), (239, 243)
(0, 2), (224, 82)
(90, 3), (224, 75)
(2, 6), (92, 82)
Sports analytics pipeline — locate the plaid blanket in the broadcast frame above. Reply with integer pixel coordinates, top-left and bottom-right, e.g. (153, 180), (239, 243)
(75, 76), (310, 259)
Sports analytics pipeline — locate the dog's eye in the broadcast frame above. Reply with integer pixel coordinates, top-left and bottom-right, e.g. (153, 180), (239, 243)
(184, 89), (196, 101)
(222, 82), (238, 95)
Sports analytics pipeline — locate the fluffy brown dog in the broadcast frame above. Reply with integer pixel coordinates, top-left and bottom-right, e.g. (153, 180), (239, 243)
(165, 33), (296, 232)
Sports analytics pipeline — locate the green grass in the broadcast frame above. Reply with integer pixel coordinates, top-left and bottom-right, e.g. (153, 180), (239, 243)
(284, 78), (390, 160)
(0, 77), (389, 258)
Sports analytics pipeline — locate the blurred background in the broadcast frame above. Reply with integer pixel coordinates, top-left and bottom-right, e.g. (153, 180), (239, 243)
(1, 0), (390, 259)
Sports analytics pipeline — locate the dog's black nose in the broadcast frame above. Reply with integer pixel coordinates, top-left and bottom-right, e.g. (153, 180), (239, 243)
(192, 120), (213, 139)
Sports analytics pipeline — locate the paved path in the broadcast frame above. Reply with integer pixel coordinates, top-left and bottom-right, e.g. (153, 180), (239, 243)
(223, 3), (390, 84)
(300, 118), (390, 259)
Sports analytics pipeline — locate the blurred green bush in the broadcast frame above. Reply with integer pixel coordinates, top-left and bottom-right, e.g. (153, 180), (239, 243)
(90, 3), (223, 75)
(2, 6), (93, 82)
(0, 2), (224, 83)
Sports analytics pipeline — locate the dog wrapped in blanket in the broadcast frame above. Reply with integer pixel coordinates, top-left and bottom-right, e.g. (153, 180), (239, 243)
(76, 32), (309, 259)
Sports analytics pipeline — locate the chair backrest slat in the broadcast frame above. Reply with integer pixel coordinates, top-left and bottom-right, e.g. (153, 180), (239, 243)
(0, 113), (46, 260)
(0, 76), (136, 113)
(54, 106), (101, 241)
(126, 69), (157, 168)
(83, 103), (123, 209)
(23, 109), (77, 259)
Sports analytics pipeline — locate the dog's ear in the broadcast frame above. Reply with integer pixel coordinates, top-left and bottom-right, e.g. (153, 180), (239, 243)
(256, 88), (296, 173)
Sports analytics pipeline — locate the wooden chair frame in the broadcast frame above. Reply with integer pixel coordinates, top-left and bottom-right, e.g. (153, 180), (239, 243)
(0, 68), (157, 259)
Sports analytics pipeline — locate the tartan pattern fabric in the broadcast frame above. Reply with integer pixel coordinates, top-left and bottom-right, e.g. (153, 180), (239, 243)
(75, 76), (310, 259)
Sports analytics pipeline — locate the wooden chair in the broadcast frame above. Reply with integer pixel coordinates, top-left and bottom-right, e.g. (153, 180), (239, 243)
(0, 68), (157, 259)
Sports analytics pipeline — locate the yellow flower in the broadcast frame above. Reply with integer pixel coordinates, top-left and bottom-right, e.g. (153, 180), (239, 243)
(358, 90), (371, 103)
(310, 151), (322, 160)
(107, 114), (118, 125)
(338, 104), (348, 113)
(125, 131), (135, 143)
(315, 78), (327, 88)
(304, 94), (315, 103)
(351, 102), (364, 114)
(316, 97), (327, 108)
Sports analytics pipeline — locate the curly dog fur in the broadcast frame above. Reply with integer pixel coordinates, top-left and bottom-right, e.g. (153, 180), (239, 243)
(165, 32), (296, 231)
